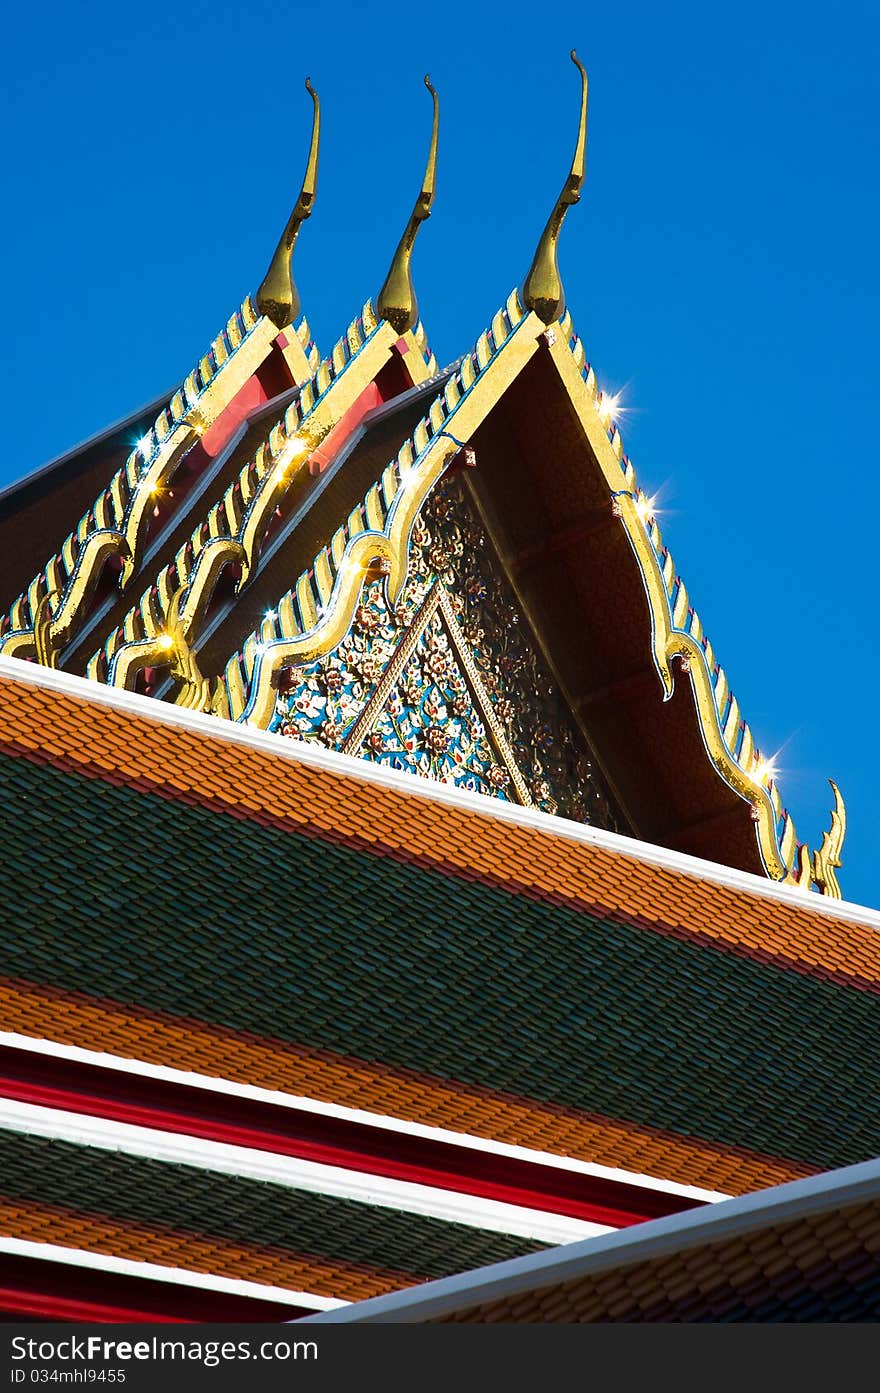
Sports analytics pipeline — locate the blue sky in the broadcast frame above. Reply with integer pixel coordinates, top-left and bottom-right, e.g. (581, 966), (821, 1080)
(3, 1), (878, 906)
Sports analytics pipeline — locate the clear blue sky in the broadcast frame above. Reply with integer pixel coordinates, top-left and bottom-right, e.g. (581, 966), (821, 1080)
(3, 1), (878, 906)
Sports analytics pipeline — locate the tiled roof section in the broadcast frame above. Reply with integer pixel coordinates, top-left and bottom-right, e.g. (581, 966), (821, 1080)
(0, 982), (811, 1198)
(304, 1160), (880, 1323)
(0, 1199), (395, 1305)
(1, 663), (879, 1198)
(436, 1198), (880, 1322)
(0, 1131), (541, 1303)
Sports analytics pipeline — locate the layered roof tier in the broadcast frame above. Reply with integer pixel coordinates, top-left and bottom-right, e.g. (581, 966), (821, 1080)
(0, 659), (875, 1318)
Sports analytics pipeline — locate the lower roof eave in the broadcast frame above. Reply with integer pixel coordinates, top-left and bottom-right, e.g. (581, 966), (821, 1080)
(297, 1156), (880, 1323)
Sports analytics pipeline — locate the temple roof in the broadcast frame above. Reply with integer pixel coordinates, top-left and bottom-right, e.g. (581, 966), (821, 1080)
(0, 658), (875, 1317)
(0, 50), (867, 1328)
(0, 59), (846, 896)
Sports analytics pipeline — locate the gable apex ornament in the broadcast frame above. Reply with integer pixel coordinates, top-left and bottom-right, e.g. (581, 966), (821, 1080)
(257, 77), (321, 329)
(376, 76), (439, 335)
(522, 51), (588, 325)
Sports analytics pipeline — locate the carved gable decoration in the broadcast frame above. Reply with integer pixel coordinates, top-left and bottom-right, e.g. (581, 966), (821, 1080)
(344, 583), (530, 803)
(271, 477), (625, 833)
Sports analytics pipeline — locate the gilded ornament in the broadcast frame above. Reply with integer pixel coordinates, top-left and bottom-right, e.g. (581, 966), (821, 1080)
(31, 593), (60, 670)
(164, 589), (227, 716)
(811, 781), (846, 899)
(256, 78), (321, 328)
(522, 52), (588, 324)
(376, 77), (439, 334)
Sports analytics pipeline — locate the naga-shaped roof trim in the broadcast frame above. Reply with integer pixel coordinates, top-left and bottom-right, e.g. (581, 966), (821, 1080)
(87, 302), (438, 693)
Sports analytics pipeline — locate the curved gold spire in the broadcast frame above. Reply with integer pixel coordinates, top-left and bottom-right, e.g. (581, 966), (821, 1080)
(256, 78), (321, 329)
(376, 75), (439, 335)
(522, 51), (588, 325)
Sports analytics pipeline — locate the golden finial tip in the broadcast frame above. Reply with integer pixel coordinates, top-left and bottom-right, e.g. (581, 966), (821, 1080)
(521, 49), (589, 325)
(256, 78), (322, 327)
(376, 73), (440, 335)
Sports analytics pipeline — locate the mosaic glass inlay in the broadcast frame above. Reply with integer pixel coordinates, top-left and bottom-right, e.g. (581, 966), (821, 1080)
(271, 476), (626, 832)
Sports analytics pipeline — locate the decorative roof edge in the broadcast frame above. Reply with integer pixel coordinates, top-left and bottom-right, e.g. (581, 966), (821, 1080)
(0, 653), (873, 929)
(542, 327), (844, 893)
(0, 303), (319, 666)
(88, 303), (438, 693)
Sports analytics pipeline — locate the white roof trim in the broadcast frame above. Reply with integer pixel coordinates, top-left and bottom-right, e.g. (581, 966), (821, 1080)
(0, 1099), (608, 1247)
(1, 654), (876, 928)
(300, 1156), (880, 1323)
(0, 1031), (726, 1204)
(0, 1235), (344, 1310)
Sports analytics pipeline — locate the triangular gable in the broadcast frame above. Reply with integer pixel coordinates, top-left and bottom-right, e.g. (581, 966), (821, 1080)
(207, 290), (840, 894)
(269, 474), (624, 829)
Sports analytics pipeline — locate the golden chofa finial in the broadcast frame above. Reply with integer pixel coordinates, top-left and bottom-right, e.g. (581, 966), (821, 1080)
(376, 75), (439, 335)
(256, 77), (321, 329)
(522, 51), (588, 325)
